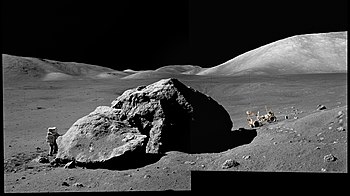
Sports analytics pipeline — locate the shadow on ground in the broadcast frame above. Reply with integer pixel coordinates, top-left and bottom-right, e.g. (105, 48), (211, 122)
(78, 152), (165, 170)
(190, 128), (257, 153)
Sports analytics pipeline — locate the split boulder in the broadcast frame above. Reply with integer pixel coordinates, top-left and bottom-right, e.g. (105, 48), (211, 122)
(56, 78), (234, 167)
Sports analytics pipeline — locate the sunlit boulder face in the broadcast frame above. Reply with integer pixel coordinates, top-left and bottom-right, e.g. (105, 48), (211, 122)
(56, 106), (148, 165)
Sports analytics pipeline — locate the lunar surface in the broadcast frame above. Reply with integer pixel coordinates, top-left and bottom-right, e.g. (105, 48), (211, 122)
(3, 32), (347, 192)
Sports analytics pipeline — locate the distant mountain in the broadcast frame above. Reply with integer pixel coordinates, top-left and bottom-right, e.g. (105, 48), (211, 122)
(121, 65), (204, 79)
(197, 31), (347, 76)
(154, 65), (203, 75)
(3, 31), (347, 82)
(2, 54), (121, 81)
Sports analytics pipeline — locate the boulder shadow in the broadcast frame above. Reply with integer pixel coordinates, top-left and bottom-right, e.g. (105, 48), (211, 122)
(79, 152), (165, 170)
(190, 128), (257, 154)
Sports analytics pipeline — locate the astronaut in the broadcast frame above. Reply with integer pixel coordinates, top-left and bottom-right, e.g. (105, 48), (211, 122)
(46, 127), (61, 156)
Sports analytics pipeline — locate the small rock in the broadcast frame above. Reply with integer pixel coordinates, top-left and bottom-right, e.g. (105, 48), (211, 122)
(21, 176), (26, 179)
(136, 85), (146, 91)
(315, 146), (320, 150)
(62, 181), (70, 186)
(294, 116), (298, 119)
(328, 127), (332, 130)
(319, 137), (324, 141)
(50, 157), (65, 167)
(9, 145), (12, 147)
(73, 183), (84, 187)
(317, 105), (326, 110)
(64, 161), (76, 169)
(38, 156), (50, 163)
(144, 174), (151, 179)
(273, 142), (278, 145)
(200, 164), (205, 168)
(321, 168), (326, 172)
(221, 159), (239, 169)
(184, 161), (196, 165)
(336, 127), (345, 132)
(337, 111), (343, 118)
(243, 155), (251, 160)
(324, 154), (337, 162)
(285, 115), (288, 119)
(338, 119), (343, 125)
(68, 176), (75, 181)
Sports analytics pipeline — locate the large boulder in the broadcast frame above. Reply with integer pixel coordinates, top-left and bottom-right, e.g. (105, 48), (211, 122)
(111, 78), (234, 153)
(56, 78), (235, 167)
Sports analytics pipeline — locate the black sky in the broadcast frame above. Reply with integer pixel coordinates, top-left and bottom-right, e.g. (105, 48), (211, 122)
(1, 0), (348, 70)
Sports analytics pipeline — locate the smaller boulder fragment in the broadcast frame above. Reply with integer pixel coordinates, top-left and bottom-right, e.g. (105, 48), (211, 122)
(338, 119), (343, 125)
(221, 159), (239, 169)
(337, 111), (343, 118)
(38, 156), (50, 163)
(242, 155), (251, 160)
(73, 183), (84, 187)
(184, 161), (196, 165)
(62, 181), (70, 186)
(317, 105), (327, 110)
(324, 154), (337, 162)
(336, 127), (345, 132)
(64, 161), (76, 169)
